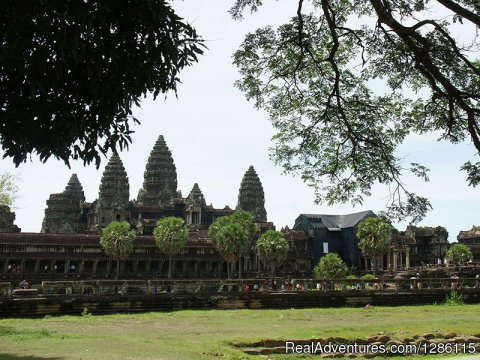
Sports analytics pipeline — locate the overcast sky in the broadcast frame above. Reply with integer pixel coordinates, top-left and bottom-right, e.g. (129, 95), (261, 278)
(1, 1), (479, 241)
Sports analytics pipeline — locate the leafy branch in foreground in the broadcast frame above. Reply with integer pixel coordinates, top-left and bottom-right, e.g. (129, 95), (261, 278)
(0, 1), (204, 167)
(0, 172), (19, 208)
(231, 0), (480, 222)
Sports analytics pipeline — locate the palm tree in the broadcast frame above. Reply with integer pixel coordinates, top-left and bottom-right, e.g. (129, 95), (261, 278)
(100, 221), (136, 279)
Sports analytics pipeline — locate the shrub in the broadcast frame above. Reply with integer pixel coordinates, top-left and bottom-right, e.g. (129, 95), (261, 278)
(444, 291), (464, 306)
(314, 253), (348, 279)
(81, 307), (92, 316)
(446, 244), (473, 265)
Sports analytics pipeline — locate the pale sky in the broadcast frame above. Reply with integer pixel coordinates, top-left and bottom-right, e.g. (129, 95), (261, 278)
(1, 1), (479, 241)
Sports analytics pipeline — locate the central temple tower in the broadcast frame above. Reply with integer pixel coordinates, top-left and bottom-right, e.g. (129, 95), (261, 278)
(137, 135), (178, 206)
(236, 166), (267, 222)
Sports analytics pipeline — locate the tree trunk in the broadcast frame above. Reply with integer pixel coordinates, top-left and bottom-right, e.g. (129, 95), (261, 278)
(168, 255), (172, 279)
(238, 256), (242, 279)
(116, 260), (120, 280)
(271, 265), (276, 289)
(372, 257), (377, 277)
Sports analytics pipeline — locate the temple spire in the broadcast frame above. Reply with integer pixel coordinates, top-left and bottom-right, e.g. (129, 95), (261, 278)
(93, 154), (130, 227)
(64, 174), (85, 204)
(186, 183), (206, 206)
(41, 174), (85, 233)
(137, 135), (177, 206)
(98, 154), (130, 207)
(236, 165), (267, 222)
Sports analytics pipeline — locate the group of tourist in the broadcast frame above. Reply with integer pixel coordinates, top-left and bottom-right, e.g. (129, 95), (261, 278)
(437, 258), (449, 267)
(242, 278), (307, 293)
(18, 279), (29, 289)
(7, 264), (23, 274)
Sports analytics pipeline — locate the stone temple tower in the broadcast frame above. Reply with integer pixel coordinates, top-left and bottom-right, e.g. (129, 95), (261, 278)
(41, 174), (85, 233)
(236, 166), (267, 222)
(186, 183), (206, 206)
(64, 174), (86, 204)
(95, 154), (130, 227)
(137, 135), (178, 206)
(185, 183), (207, 226)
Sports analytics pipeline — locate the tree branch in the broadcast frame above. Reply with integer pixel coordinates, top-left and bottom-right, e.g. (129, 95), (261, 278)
(436, 0), (480, 27)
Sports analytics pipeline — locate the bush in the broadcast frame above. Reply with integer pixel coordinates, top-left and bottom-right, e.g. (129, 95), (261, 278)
(446, 244), (473, 265)
(444, 291), (464, 306)
(362, 274), (377, 280)
(81, 307), (92, 316)
(314, 253), (348, 279)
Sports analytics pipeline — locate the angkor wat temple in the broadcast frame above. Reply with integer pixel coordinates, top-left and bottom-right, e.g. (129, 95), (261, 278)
(40, 135), (247, 235)
(0, 135), (311, 280)
(0, 135), (457, 280)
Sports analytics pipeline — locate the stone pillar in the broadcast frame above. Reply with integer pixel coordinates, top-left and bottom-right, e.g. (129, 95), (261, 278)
(194, 261), (198, 278)
(106, 260), (111, 275)
(406, 249), (410, 269)
(3, 259), (9, 274)
(79, 260), (85, 274)
(92, 260), (98, 274)
(64, 260), (70, 274)
(145, 261), (151, 274)
(170, 260), (176, 277)
(34, 259), (40, 273)
(133, 260), (138, 273)
(393, 251), (398, 271)
(182, 261), (187, 276)
(50, 260), (56, 274)
(387, 252), (391, 271)
(364, 257), (368, 271)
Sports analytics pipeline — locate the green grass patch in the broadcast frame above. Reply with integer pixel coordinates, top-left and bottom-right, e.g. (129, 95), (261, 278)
(0, 305), (479, 359)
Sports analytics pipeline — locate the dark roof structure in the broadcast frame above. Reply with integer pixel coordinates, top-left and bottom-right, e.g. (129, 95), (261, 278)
(296, 210), (375, 230)
(294, 210), (375, 267)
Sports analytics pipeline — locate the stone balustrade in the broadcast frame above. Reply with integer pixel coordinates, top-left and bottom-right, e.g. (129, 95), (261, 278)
(0, 277), (479, 298)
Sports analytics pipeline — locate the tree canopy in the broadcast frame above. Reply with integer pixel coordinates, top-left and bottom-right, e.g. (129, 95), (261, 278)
(208, 210), (256, 278)
(0, 172), (19, 207)
(100, 221), (136, 279)
(231, 0), (480, 223)
(314, 252), (348, 280)
(153, 217), (188, 278)
(0, 1), (204, 167)
(256, 229), (289, 280)
(357, 217), (392, 274)
(446, 243), (473, 264)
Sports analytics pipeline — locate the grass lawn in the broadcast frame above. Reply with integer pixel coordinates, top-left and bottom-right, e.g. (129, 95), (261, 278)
(0, 304), (479, 359)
